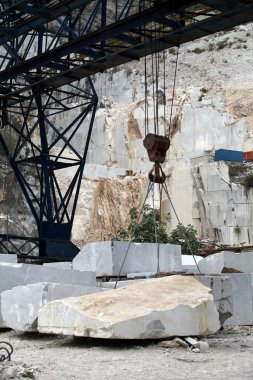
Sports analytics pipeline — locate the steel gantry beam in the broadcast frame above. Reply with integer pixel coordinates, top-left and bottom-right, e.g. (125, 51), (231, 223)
(0, 0), (252, 101)
(0, 0), (95, 45)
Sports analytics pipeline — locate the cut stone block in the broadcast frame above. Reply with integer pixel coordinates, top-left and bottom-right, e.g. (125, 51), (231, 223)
(73, 241), (182, 276)
(1, 282), (105, 331)
(196, 275), (233, 325)
(198, 251), (253, 274)
(181, 255), (202, 272)
(196, 273), (253, 326)
(0, 263), (95, 294)
(224, 273), (253, 326)
(38, 275), (220, 339)
(0, 264), (96, 328)
(0, 254), (17, 263)
(43, 262), (72, 269)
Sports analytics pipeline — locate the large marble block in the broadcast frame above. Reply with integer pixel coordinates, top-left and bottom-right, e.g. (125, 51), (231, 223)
(0, 263), (96, 328)
(196, 275), (233, 325)
(224, 273), (253, 326)
(0, 263), (95, 294)
(196, 273), (253, 326)
(72, 241), (182, 276)
(38, 275), (220, 339)
(198, 251), (253, 274)
(1, 283), (105, 331)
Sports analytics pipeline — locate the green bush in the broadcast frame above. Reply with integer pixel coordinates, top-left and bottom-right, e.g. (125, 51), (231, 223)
(243, 174), (253, 190)
(216, 38), (229, 50)
(111, 208), (201, 256)
(111, 205), (170, 243)
(192, 47), (205, 54)
(169, 48), (177, 55)
(168, 223), (201, 255)
(228, 164), (245, 177)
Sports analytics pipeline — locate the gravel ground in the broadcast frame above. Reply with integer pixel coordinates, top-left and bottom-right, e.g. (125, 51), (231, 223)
(0, 327), (253, 379)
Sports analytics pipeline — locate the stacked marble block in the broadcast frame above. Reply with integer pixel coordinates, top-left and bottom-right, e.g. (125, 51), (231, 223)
(0, 260), (97, 330)
(195, 251), (253, 326)
(72, 241), (183, 277)
(0, 242), (182, 331)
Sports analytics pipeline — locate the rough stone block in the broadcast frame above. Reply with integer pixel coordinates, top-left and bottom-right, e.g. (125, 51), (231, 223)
(0, 254), (17, 263)
(196, 273), (253, 326)
(196, 275), (233, 325)
(0, 264), (96, 328)
(198, 251), (253, 274)
(1, 283), (105, 331)
(224, 273), (253, 326)
(38, 275), (220, 339)
(0, 264), (95, 295)
(73, 241), (182, 276)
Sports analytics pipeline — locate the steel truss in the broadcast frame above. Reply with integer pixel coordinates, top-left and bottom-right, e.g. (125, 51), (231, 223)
(0, 77), (97, 259)
(0, 0), (252, 102)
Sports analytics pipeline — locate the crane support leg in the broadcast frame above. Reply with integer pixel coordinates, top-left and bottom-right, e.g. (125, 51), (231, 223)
(0, 78), (98, 260)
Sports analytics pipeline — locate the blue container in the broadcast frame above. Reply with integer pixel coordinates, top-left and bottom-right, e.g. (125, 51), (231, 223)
(214, 149), (243, 162)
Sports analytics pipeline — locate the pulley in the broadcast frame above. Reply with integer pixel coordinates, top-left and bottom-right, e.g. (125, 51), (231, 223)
(143, 133), (170, 183)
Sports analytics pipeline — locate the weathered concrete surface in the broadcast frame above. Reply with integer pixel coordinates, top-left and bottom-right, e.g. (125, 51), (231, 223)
(197, 273), (253, 326)
(198, 251), (253, 274)
(1, 283), (106, 331)
(72, 241), (182, 276)
(38, 275), (220, 339)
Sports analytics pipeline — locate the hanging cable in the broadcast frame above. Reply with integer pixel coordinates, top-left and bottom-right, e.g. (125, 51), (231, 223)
(144, 53), (149, 136)
(157, 182), (163, 274)
(168, 45), (180, 138)
(163, 29), (166, 135)
(151, 50), (157, 135)
(114, 181), (154, 288)
(162, 180), (201, 274)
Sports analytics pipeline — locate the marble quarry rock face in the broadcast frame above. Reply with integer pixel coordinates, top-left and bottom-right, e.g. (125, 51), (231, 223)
(198, 251), (253, 274)
(38, 275), (220, 339)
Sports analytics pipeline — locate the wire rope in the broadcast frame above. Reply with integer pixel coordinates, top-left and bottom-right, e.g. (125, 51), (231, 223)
(114, 180), (153, 289)
(168, 45), (180, 138)
(162, 179), (201, 273)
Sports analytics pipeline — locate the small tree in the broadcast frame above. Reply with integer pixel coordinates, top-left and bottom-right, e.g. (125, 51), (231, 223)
(111, 205), (170, 243)
(168, 223), (201, 255)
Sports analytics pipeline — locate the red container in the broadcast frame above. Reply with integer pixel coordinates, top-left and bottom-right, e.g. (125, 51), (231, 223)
(243, 151), (253, 161)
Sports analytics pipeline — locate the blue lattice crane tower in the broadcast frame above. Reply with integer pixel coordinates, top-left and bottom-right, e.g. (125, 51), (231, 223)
(0, 0), (252, 260)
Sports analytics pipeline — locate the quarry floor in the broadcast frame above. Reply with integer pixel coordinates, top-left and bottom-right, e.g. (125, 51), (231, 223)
(0, 327), (253, 379)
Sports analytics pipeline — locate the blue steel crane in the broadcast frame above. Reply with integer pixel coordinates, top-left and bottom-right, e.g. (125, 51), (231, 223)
(0, 0), (252, 261)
